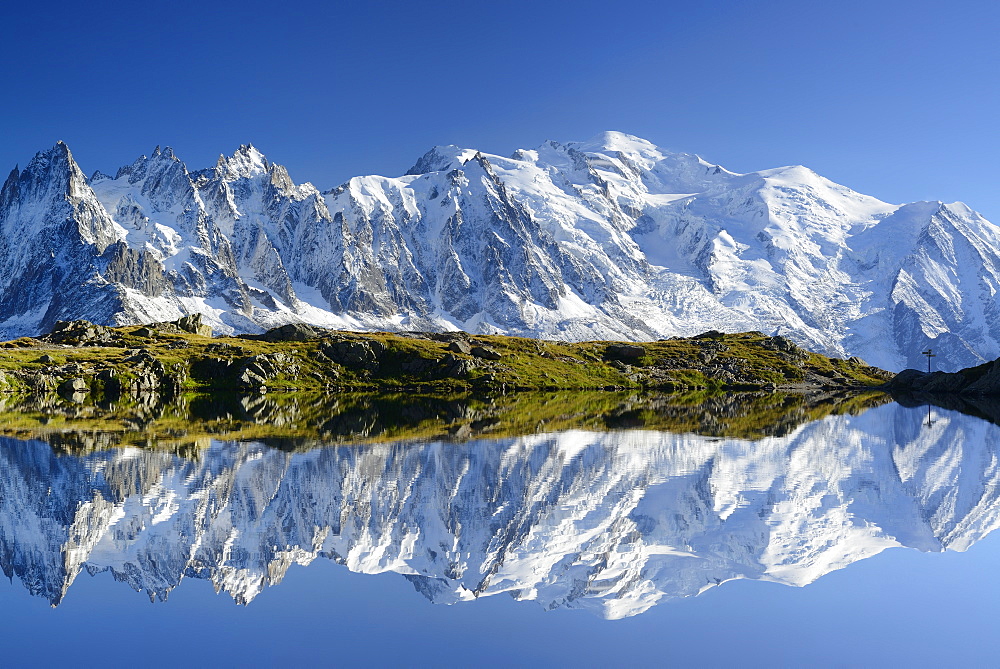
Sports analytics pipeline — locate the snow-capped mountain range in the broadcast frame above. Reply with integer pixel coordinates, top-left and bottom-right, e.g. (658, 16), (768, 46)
(2, 132), (998, 370)
(0, 403), (995, 618)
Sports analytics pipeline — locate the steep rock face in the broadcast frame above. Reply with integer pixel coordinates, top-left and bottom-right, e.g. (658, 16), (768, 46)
(2, 133), (1000, 370)
(0, 143), (125, 332)
(0, 403), (997, 618)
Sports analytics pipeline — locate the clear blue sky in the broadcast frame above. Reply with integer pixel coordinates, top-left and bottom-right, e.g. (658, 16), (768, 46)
(3, 0), (999, 218)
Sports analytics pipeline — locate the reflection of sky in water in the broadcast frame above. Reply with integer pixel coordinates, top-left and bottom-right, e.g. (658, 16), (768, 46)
(1, 401), (999, 665)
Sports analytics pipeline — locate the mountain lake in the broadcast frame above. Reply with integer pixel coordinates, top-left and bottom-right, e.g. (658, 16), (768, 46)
(0, 390), (997, 666)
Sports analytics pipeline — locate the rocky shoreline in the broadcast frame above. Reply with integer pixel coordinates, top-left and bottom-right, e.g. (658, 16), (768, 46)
(0, 316), (893, 403)
(883, 357), (1000, 396)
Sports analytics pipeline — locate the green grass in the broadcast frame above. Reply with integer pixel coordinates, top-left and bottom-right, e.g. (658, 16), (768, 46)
(0, 325), (892, 397)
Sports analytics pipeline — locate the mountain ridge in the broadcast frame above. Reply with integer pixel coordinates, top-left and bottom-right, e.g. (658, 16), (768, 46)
(2, 132), (999, 371)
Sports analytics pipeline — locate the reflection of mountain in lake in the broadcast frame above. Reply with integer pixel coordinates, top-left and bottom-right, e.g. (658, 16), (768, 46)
(0, 401), (996, 618)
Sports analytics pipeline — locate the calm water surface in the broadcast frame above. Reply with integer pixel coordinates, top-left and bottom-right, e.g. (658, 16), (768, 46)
(0, 393), (998, 666)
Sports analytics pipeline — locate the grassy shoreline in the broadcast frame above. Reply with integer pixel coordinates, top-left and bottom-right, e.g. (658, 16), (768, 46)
(0, 321), (893, 397)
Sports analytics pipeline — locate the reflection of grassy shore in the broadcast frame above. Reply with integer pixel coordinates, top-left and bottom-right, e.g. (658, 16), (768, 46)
(0, 323), (892, 396)
(0, 389), (892, 455)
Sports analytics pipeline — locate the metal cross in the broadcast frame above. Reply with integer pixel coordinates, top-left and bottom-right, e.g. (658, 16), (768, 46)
(921, 348), (936, 373)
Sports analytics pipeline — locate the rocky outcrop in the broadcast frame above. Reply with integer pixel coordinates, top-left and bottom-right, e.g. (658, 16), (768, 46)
(40, 320), (122, 346)
(0, 321), (892, 399)
(257, 323), (325, 342)
(319, 338), (386, 371)
(175, 313), (212, 337)
(884, 357), (1000, 395)
(235, 353), (298, 391)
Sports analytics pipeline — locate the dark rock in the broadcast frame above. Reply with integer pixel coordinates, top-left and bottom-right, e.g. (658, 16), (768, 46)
(886, 359), (1000, 395)
(134, 327), (155, 338)
(605, 344), (645, 361)
(103, 243), (166, 297)
(471, 346), (502, 361)
(760, 335), (808, 362)
(96, 368), (123, 397)
(205, 343), (244, 355)
(401, 357), (435, 374)
(239, 368), (267, 389)
(693, 330), (726, 340)
(37, 354), (56, 364)
(448, 340), (472, 355)
(320, 339), (386, 370)
(965, 362), (1000, 394)
(260, 323), (323, 342)
(440, 354), (475, 378)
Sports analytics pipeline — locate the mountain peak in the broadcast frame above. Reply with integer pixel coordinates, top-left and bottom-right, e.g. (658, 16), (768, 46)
(405, 145), (479, 176)
(20, 141), (88, 196)
(571, 130), (660, 155)
(31, 140), (74, 167)
(216, 144), (270, 179)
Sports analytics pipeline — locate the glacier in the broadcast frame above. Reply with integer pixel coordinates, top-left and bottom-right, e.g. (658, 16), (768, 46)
(2, 132), (1000, 370)
(0, 402), (997, 618)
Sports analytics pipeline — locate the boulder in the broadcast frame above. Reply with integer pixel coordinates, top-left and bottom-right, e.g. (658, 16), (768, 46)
(471, 346), (502, 361)
(239, 368), (268, 390)
(261, 323), (323, 342)
(693, 330), (726, 340)
(605, 344), (645, 361)
(885, 369), (928, 389)
(320, 339), (386, 370)
(175, 313), (213, 337)
(58, 377), (88, 393)
(440, 354), (476, 378)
